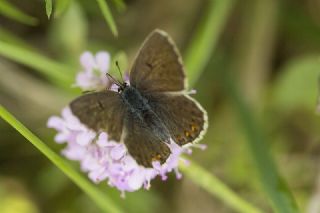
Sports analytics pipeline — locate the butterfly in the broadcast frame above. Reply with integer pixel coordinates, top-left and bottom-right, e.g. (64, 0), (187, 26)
(70, 29), (208, 167)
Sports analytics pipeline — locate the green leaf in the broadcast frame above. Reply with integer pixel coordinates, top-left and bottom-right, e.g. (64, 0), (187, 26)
(184, 0), (234, 86)
(54, 0), (72, 18)
(110, 0), (126, 12)
(180, 160), (262, 213)
(272, 55), (320, 111)
(181, 0), (264, 212)
(0, 27), (35, 50)
(219, 71), (299, 213)
(0, 105), (124, 213)
(0, 0), (38, 26)
(96, 0), (118, 37)
(50, 1), (87, 60)
(0, 40), (74, 88)
(183, 0), (299, 211)
(44, 0), (53, 19)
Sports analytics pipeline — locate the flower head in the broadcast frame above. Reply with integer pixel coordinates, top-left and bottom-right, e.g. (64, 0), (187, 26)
(48, 51), (206, 195)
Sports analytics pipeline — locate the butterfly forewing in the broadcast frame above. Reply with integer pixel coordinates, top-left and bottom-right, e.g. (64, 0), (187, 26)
(70, 91), (125, 142)
(145, 93), (208, 146)
(130, 30), (186, 92)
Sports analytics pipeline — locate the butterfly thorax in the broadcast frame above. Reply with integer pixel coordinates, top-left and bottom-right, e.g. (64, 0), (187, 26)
(120, 86), (150, 114)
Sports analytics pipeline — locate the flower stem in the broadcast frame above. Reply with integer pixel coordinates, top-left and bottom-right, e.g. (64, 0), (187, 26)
(182, 0), (264, 212)
(219, 71), (299, 213)
(183, 0), (298, 212)
(96, 0), (118, 37)
(0, 105), (124, 213)
(0, 0), (38, 25)
(185, 0), (234, 86)
(0, 40), (74, 89)
(180, 160), (262, 213)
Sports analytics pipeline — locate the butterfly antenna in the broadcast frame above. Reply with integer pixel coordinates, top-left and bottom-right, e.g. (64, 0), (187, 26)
(106, 73), (121, 86)
(115, 61), (124, 83)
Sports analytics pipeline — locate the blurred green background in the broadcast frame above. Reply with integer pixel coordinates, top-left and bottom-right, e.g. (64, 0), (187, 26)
(1, 0), (320, 212)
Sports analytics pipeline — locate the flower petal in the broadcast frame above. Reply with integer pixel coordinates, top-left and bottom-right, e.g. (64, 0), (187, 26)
(80, 51), (96, 70)
(76, 131), (96, 146)
(110, 144), (126, 160)
(127, 170), (145, 190)
(47, 116), (64, 131)
(96, 51), (110, 73)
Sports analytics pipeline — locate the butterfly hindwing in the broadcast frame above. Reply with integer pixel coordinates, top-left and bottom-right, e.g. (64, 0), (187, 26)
(70, 91), (125, 141)
(123, 110), (171, 167)
(130, 29), (186, 92)
(145, 93), (208, 146)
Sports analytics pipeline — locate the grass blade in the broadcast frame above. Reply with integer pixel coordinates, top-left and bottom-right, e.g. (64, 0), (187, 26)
(0, 28), (35, 50)
(180, 160), (262, 213)
(182, 0), (250, 211)
(0, 105), (124, 213)
(96, 0), (118, 37)
(0, 40), (74, 88)
(181, 0), (263, 212)
(110, 0), (126, 12)
(183, 0), (298, 212)
(54, 0), (72, 18)
(0, 0), (38, 26)
(184, 0), (234, 86)
(219, 71), (299, 213)
(44, 0), (53, 19)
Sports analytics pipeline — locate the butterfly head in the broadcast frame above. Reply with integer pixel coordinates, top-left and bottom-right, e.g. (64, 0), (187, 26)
(107, 61), (129, 93)
(117, 81), (128, 93)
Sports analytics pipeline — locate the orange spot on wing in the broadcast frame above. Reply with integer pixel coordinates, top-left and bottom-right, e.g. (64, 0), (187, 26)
(152, 154), (162, 162)
(191, 124), (198, 132)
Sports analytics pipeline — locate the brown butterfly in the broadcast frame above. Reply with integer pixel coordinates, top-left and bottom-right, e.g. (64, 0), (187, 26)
(70, 29), (208, 167)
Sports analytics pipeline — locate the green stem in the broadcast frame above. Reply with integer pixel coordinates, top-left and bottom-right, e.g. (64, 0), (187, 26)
(185, 0), (234, 86)
(0, 0), (38, 25)
(96, 0), (118, 37)
(0, 105), (124, 213)
(0, 40), (74, 89)
(110, 0), (126, 12)
(54, 0), (72, 18)
(219, 71), (299, 213)
(180, 160), (262, 213)
(182, 0), (264, 212)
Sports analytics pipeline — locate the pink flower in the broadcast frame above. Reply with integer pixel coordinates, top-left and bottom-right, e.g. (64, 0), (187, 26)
(75, 51), (111, 91)
(48, 51), (206, 195)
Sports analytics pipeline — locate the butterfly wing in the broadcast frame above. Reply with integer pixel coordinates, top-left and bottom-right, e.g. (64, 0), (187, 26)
(123, 110), (171, 167)
(70, 91), (125, 141)
(145, 93), (208, 146)
(130, 29), (186, 92)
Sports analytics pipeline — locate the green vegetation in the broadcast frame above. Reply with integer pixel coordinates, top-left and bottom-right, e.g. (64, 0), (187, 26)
(1, 0), (319, 212)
